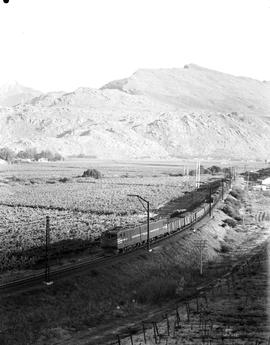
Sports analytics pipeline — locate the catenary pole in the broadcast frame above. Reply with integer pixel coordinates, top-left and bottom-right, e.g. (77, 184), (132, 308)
(128, 194), (151, 252)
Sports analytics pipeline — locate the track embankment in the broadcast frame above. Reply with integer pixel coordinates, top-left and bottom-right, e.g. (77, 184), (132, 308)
(36, 187), (270, 345)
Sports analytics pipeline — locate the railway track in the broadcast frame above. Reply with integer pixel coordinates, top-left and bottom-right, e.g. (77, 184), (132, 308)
(0, 183), (228, 294)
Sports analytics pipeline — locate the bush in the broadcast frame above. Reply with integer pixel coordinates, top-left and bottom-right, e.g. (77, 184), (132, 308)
(208, 165), (222, 174)
(222, 204), (242, 221)
(82, 169), (102, 179)
(226, 195), (241, 208)
(223, 218), (237, 228)
(230, 188), (245, 201)
(220, 242), (230, 253)
(59, 177), (70, 183)
(169, 172), (183, 177)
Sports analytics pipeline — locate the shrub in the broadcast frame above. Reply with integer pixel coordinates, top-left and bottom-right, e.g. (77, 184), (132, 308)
(59, 177), (69, 183)
(82, 169), (102, 179)
(230, 188), (245, 201)
(222, 203), (241, 221)
(220, 242), (230, 253)
(208, 165), (222, 174)
(226, 195), (241, 208)
(169, 172), (183, 177)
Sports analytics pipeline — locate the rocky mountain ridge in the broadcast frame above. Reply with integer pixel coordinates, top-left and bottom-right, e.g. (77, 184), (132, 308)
(0, 65), (269, 160)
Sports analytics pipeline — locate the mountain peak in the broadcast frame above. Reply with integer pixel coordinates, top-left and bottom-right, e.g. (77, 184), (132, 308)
(0, 81), (42, 107)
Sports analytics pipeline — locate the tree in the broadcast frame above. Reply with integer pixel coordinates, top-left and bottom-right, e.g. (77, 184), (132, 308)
(82, 169), (102, 179)
(52, 153), (64, 161)
(0, 147), (15, 162)
(16, 148), (37, 160)
(209, 165), (222, 174)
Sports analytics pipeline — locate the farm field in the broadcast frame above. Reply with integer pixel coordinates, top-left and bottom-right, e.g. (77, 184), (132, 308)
(0, 159), (201, 272)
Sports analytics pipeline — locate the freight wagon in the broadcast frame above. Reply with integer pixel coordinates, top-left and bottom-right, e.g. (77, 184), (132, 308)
(101, 179), (225, 252)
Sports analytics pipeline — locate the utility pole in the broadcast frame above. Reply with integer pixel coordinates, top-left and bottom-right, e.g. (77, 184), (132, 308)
(44, 216), (53, 286)
(246, 170), (250, 191)
(128, 194), (151, 252)
(195, 240), (207, 275)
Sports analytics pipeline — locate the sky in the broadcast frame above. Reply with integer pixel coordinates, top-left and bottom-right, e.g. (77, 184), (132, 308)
(0, 0), (269, 92)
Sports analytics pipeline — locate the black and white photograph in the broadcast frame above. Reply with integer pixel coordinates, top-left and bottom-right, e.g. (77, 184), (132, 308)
(0, 0), (270, 344)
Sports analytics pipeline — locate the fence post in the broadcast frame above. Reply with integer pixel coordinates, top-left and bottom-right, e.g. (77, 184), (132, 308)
(165, 313), (170, 336)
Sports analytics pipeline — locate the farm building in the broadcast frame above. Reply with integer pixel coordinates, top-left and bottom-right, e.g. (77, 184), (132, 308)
(0, 159), (7, 165)
(262, 177), (270, 186)
(253, 176), (270, 191)
(38, 158), (49, 163)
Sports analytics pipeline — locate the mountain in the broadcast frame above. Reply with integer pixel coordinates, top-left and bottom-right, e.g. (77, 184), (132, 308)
(0, 81), (42, 107)
(102, 64), (270, 116)
(0, 65), (269, 160)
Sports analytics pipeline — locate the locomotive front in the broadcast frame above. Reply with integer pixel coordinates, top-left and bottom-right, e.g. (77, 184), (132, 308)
(100, 229), (118, 250)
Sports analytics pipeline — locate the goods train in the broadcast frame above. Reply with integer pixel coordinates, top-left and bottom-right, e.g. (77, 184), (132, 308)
(101, 179), (226, 253)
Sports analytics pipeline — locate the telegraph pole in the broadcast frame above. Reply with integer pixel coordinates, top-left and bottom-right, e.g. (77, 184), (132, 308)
(195, 240), (207, 275)
(209, 186), (212, 217)
(44, 216), (53, 286)
(221, 179), (224, 200)
(147, 201), (150, 251)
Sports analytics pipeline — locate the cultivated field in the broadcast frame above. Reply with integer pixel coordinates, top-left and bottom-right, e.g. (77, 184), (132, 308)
(0, 159), (202, 271)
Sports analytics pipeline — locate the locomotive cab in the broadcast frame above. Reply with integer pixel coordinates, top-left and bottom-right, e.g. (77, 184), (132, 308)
(100, 229), (118, 251)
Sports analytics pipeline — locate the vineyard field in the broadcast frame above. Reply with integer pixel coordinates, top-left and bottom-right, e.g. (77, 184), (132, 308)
(0, 159), (202, 272)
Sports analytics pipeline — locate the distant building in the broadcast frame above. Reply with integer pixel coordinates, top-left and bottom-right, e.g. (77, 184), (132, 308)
(38, 158), (49, 163)
(0, 159), (7, 165)
(253, 177), (270, 191)
(262, 177), (270, 186)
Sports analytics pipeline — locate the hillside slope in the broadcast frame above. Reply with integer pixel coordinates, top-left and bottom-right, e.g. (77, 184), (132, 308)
(102, 64), (270, 116)
(0, 65), (269, 160)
